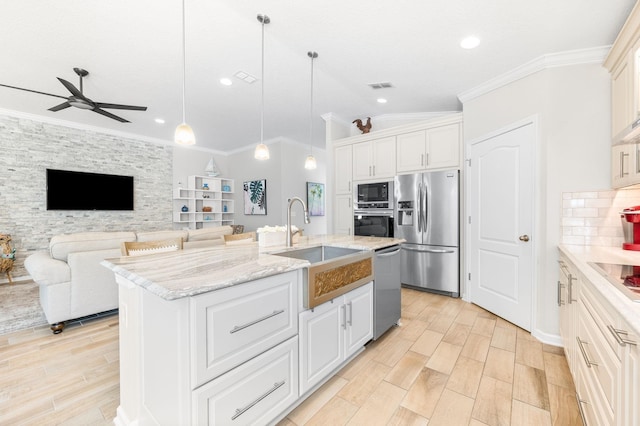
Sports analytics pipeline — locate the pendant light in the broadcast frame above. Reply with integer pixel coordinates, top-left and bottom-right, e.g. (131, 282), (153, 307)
(174, 0), (195, 145)
(304, 51), (318, 170)
(254, 14), (270, 160)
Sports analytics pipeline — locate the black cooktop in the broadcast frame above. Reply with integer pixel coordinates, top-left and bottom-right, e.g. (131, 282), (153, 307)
(589, 262), (640, 302)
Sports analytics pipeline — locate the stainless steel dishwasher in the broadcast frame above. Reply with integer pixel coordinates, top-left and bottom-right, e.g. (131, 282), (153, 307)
(373, 244), (402, 339)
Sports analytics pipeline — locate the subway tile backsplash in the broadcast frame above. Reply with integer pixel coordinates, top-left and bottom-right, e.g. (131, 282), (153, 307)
(562, 189), (640, 246)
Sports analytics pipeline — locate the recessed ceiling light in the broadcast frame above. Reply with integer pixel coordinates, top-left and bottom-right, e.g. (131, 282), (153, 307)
(220, 78), (233, 86)
(154, 118), (165, 124)
(377, 98), (388, 104)
(460, 36), (480, 49)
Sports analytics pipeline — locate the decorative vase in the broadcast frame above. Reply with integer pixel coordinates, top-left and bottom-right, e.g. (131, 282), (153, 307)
(223, 185), (230, 192)
(181, 205), (189, 212)
(223, 205), (228, 212)
(202, 183), (209, 190)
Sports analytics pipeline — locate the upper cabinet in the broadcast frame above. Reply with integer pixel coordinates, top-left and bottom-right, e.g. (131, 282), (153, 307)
(352, 136), (396, 181)
(605, 2), (640, 141)
(605, 3), (640, 188)
(396, 123), (461, 173)
(334, 145), (353, 195)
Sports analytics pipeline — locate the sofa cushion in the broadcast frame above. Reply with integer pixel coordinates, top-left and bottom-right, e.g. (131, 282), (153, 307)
(50, 231), (136, 262)
(136, 230), (188, 243)
(187, 226), (233, 242)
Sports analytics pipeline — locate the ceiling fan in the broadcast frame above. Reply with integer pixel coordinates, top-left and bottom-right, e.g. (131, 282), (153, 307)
(0, 67), (147, 123)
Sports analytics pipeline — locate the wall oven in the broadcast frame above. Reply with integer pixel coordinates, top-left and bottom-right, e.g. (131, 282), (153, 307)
(354, 210), (394, 237)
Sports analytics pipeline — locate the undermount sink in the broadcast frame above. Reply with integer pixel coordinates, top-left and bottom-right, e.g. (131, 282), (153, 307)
(274, 245), (374, 308)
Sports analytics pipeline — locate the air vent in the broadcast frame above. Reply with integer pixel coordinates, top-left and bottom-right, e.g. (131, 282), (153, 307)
(234, 71), (258, 84)
(368, 82), (393, 89)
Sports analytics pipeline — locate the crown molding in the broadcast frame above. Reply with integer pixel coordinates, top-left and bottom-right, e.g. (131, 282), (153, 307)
(457, 46), (612, 104)
(0, 107), (230, 155)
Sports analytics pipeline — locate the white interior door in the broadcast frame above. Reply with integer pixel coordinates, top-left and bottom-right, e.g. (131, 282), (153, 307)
(467, 121), (535, 331)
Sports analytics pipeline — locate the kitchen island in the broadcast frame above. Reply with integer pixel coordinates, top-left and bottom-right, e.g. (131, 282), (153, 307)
(102, 234), (403, 426)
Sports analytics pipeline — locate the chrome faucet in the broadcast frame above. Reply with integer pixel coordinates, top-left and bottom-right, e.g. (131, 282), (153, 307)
(287, 197), (310, 247)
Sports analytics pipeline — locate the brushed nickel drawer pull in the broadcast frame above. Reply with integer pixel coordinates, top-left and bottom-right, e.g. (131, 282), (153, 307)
(568, 274), (577, 304)
(230, 309), (285, 334)
(347, 301), (353, 326)
(341, 305), (347, 329)
(607, 325), (638, 346)
(576, 336), (598, 368)
(231, 380), (285, 420)
(557, 281), (565, 307)
(575, 393), (588, 426)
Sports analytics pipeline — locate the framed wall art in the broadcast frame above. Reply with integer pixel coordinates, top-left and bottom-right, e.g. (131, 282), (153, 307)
(306, 182), (325, 216)
(243, 179), (267, 215)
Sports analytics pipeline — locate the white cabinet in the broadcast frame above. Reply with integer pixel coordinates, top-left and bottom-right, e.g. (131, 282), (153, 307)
(299, 282), (373, 395)
(115, 270), (300, 426)
(352, 137), (396, 181)
(611, 57), (634, 139)
(620, 321), (640, 426)
(334, 194), (353, 235)
(611, 143), (640, 188)
(173, 175), (234, 229)
(558, 256), (578, 376)
(396, 123), (460, 173)
(193, 336), (298, 425)
(334, 145), (353, 195)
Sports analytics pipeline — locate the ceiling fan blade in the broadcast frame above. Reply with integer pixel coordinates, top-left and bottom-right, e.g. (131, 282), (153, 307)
(96, 102), (147, 111)
(0, 83), (68, 99)
(48, 102), (71, 112)
(56, 77), (86, 99)
(92, 107), (130, 123)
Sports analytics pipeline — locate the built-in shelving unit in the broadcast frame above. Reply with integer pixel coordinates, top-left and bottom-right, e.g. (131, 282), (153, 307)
(173, 175), (234, 229)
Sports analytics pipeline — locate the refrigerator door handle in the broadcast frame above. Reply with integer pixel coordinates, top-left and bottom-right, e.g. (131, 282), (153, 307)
(417, 182), (423, 232)
(402, 247), (456, 254)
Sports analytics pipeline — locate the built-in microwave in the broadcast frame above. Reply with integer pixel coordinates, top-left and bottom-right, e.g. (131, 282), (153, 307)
(354, 211), (394, 237)
(355, 181), (394, 209)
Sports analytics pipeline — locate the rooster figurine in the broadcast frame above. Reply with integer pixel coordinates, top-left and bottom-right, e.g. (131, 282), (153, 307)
(353, 117), (372, 134)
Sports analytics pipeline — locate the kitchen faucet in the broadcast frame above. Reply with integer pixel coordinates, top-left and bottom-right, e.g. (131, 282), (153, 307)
(287, 197), (310, 247)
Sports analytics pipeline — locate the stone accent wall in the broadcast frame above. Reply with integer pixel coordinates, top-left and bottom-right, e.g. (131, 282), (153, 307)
(561, 188), (640, 247)
(0, 113), (173, 278)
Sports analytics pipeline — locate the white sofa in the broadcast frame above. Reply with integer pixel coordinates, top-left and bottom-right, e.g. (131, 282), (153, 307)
(24, 226), (236, 333)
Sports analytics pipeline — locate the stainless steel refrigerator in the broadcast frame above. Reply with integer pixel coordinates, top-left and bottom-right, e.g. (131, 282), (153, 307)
(394, 170), (459, 296)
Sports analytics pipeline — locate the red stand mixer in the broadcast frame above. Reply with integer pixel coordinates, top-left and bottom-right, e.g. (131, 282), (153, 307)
(621, 206), (640, 251)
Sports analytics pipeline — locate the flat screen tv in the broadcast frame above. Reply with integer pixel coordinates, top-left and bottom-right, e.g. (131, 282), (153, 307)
(46, 169), (134, 211)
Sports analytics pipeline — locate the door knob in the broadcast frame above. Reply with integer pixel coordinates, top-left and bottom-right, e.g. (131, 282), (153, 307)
(519, 235), (530, 242)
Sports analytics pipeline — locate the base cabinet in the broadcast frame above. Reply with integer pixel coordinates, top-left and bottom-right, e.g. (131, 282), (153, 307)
(558, 248), (640, 426)
(193, 337), (299, 425)
(299, 282), (373, 395)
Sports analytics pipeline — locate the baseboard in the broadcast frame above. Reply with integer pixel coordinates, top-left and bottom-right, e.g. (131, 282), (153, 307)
(0, 274), (31, 284)
(531, 327), (563, 347)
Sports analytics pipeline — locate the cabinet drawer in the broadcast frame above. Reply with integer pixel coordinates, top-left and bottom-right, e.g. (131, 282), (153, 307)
(577, 301), (618, 424)
(580, 279), (622, 359)
(193, 337), (299, 425)
(192, 272), (298, 386)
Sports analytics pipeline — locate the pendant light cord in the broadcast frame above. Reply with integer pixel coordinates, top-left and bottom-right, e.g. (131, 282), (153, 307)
(181, 0), (187, 124)
(309, 53), (314, 155)
(260, 17), (265, 144)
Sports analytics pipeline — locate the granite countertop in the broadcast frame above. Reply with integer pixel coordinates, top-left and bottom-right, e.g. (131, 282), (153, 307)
(559, 244), (640, 336)
(102, 234), (405, 300)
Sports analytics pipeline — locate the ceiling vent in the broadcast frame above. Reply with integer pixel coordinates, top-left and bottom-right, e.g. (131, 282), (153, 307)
(368, 81), (393, 89)
(234, 71), (258, 84)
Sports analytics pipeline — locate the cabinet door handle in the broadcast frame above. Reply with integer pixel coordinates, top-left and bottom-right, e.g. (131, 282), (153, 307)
(231, 380), (285, 420)
(369, 165), (372, 176)
(557, 281), (565, 307)
(607, 325), (638, 346)
(373, 165), (376, 176)
(568, 274), (577, 304)
(229, 309), (285, 334)
(347, 301), (353, 326)
(576, 336), (598, 368)
(349, 181), (351, 191)
(341, 304), (347, 329)
(621, 151), (629, 177)
(575, 393), (588, 425)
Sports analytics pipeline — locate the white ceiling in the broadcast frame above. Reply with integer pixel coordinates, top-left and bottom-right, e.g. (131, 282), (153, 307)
(2, 0), (636, 153)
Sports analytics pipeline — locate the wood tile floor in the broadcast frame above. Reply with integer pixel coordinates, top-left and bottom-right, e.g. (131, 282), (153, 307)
(0, 288), (580, 425)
